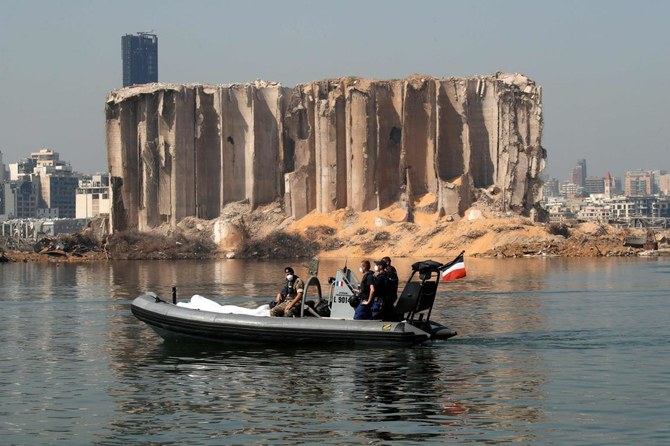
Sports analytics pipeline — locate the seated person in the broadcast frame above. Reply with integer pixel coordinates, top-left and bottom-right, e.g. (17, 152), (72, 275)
(271, 266), (305, 317)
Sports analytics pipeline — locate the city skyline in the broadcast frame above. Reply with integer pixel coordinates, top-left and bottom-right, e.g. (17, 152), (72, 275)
(551, 158), (667, 183)
(0, 1), (668, 178)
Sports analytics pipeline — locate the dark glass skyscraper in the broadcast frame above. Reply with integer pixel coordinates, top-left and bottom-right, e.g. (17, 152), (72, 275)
(571, 158), (587, 187)
(122, 32), (158, 87)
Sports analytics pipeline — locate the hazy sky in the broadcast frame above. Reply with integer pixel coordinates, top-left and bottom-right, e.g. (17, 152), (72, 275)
(1, 0), (668, 180)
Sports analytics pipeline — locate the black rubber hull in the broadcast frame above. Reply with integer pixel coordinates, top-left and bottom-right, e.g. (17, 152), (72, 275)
(131, 294), (455, 346)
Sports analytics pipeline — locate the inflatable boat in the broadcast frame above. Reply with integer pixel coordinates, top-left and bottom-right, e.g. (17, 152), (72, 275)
(131, 259), (458, 346)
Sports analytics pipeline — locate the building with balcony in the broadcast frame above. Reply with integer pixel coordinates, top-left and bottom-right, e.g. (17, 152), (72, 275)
(560, 182), (583, 198)
(1, 179), (40, 220)
(76, 173), (111, 219)
(625, 170), (653, 196)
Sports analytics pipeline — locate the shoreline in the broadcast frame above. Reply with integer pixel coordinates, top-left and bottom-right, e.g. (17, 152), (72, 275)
(3, 204), (668, 263)
(2, 240), (667, 264)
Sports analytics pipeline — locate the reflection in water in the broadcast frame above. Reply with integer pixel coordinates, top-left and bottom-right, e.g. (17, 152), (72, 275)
(101, 341), (455, 444)
(351, 347), (450, 443)
(100, 325), (550, 445)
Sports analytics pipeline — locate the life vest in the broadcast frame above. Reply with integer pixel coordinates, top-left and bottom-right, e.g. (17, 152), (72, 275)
(281, 276), (299, 301)
(359, 271), (374, 298)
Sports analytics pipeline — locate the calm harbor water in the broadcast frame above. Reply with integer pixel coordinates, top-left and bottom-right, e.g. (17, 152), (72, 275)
(1, 256), (669, 445)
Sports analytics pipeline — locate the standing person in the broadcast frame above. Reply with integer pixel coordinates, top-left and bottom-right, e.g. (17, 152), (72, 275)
(371, 260), (389, 320)
(271, 266), (305, 317)
(354, 260), (375, 320)
(381, 256), (399, 320)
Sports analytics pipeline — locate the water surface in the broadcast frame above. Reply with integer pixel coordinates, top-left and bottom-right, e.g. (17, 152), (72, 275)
(1, 257), (669, 445)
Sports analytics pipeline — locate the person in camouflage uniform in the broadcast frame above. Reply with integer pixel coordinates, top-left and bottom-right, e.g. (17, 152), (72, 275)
(271, 266), (305, 317)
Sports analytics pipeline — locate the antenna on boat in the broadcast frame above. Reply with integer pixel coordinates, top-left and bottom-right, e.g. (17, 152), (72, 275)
(342, 257), (348, 272)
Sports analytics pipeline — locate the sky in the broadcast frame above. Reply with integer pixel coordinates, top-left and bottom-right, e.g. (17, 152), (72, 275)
(0, 0), (668, 180)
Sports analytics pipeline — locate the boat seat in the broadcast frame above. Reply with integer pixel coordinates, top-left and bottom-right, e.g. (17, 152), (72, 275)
(392, 281), (438, 319)
(415, 281), (437, 313)
(393, 282), (422, 316)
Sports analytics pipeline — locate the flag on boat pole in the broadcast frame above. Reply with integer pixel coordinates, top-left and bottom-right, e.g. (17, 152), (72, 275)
(440, 251), (466, 282)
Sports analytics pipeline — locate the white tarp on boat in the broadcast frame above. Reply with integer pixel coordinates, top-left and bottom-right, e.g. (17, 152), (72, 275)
(177, 295), (271, 317)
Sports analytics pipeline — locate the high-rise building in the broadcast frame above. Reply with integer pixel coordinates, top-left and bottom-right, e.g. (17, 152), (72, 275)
(584, 176), (605, 196)
(12, 149), (79, 218)
(625, 170), (653, 197)
(32, 151), (77, 218)
(571, 159), (587, 187)
(1, 179), (40, 219)
(122, 32), (158, 87)
(543, 177), (560, 197)
(604, 172), (615, 199)
(651, 170), (667, 194)
(659, 173), (670, 196)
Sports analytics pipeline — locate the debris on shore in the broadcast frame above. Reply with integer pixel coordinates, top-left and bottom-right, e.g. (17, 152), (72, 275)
(2, 200), (668, 263)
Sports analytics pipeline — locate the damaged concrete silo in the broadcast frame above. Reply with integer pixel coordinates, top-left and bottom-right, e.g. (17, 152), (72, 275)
(105, 72), (545, 232)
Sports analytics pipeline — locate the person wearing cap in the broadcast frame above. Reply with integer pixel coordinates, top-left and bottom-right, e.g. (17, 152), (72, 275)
(271, 266), (305, 317)
(371, 259), (389, 320)
(353, 260), (375, 320)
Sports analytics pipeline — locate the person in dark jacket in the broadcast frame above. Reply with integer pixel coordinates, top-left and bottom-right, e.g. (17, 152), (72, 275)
(381, 256), (399, 319)
(371, 259), (389, 320)
(354, 260), (375, 320)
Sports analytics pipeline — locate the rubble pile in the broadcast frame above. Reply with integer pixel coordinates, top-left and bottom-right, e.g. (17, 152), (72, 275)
(0, 233), (105, 262)
(2, 209), (669, 262)
(105, 227), (216, 260)
(33, 233), (103, 257)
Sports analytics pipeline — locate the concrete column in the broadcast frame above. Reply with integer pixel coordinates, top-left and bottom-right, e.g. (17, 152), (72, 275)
(465, 77), (497, 189)
(436, 79), (466, 183)
(116, 99), (139, 231)
(284, 84), (317, 218)
(346, 82), (377, 212)
(138, 93), (160, 230)
(105, 101), (123, 232)
(251, 84), (282, 207)
(314, 81), (346, 212)
(170, 87), (196, 225)
(374, 80), (403, 209)
(401, 77), (437, 200)
(221, 85), (252, 204)
(195, 86), (222, 220)
(157, 90), (173, 224)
